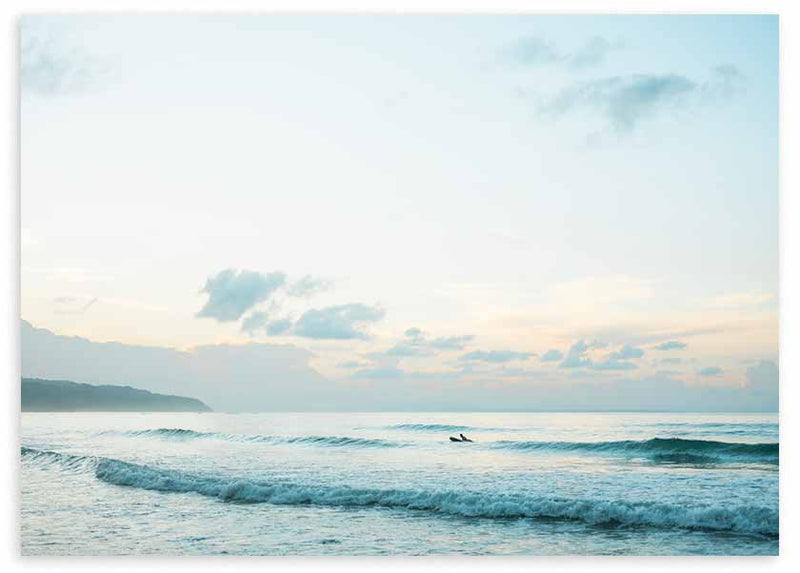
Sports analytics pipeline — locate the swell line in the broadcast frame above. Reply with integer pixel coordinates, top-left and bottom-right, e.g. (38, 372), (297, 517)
(106, 428), (403, 449)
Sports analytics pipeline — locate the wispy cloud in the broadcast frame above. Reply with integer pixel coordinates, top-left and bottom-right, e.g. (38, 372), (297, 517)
(459, 349), (534, 363)
(703, 65), (746, 99)
(287, 275), (333, 298)
(506, 35), (619, 69)
(506, 36), (562, 66)
(538, 66), (745, 135)
(654, 340), (687, 351)
(569, 36), (618, 69)
(541, 73), (696, 133)
(53, 296), (98, 315)
(429, 335), (475, 350)
(21, 20), (106, 96)
(373, 328), (474, 358)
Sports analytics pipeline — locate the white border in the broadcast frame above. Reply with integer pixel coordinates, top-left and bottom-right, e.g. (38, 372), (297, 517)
(2, 1), (796, 572)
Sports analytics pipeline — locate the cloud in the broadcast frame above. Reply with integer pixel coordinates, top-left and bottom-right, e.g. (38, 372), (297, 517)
(53, 296), (98, 315)
(429, 335), (475, 350)
(506, 35), (618, 69)
(338, 360), (368, 369)
(559, 339), (594, 368)
(286, 275), (333, 298)
(242, 311), (294, 337)
(569, 36), (617, 69)
(21, 21), (105, 96)
(507, 36), (562, 66)
(699, 366), (723, 377)
(704, 65), (746, 99)
(381, 328), (429, 356)
(654, 340), (687, 351)
(559, 339), (638, 371)
(608, 344), (644, 360)
(266, 318), (293, 336)
(459, 350), (534, 363)
(539, 66), (745, 135)
(590, 360), (638, 371)
(241, 311), (268, 334)
(540, 349), (564, 362)
(293, 303), (385, 340)
(22, 321), (776, 413)
(383, 342), (431, 357)
(197, 269), (286, 322)
(541, 73), (697, 133)
(379, 329), (474, 357)
(351, 366), (405, 380)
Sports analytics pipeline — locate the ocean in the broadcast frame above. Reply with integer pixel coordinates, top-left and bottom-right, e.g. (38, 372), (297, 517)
(20, 411), (779, 556)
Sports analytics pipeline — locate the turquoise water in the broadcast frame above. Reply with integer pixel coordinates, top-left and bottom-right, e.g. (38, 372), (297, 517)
(20, 412), (778, 555)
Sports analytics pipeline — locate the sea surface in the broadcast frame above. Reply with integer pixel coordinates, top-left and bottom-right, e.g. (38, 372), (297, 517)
(20, 412), (779, 555)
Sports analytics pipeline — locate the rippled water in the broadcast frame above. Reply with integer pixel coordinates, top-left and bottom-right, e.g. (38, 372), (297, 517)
(20, 412), (779, 555)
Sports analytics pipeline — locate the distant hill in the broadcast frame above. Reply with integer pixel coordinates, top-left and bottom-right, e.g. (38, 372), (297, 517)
(21, 378), (212, 412)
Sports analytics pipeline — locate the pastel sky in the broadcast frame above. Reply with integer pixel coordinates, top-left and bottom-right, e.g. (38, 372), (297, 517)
(20, 15), (779, 411)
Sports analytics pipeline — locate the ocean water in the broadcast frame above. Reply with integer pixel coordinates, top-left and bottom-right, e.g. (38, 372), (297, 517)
(20, 412), (779, 556)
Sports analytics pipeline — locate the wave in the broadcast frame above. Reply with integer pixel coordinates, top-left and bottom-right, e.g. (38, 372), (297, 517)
(21, 447), (777, 537)
(491, 438), (778, 464)
(630, 422), (778, 437)
(639, 422), (777, 429)
(110, 428), (402, 449)
(385, 423), (512, 432)
(20, 446), (96, 472)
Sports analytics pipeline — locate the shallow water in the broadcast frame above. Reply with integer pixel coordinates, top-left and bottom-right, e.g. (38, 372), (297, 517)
(20, 411), (778, 555)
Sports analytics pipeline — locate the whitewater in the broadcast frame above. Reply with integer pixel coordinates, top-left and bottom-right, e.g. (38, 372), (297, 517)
(20, 412), (779, 555)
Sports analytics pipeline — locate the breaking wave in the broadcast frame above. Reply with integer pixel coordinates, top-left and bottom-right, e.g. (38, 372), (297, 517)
(491, 438), (779, 464)
(109, 428), (402, 449)
(21, 447), (777, 537)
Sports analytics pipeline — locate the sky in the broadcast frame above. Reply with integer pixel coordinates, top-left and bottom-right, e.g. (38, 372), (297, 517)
(20, 15), (779, 411)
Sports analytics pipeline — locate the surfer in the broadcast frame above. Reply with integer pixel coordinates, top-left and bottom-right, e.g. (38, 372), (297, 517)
(459, 433), (473, 442)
